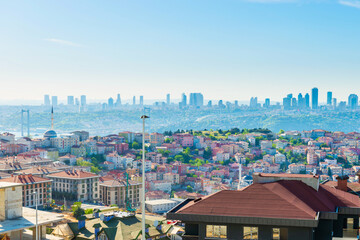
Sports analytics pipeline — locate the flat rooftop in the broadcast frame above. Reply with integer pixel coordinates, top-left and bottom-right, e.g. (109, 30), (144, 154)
(145, 199), (180, 205)
(0, 207), (63, 234)
(0, 182), (22, 188)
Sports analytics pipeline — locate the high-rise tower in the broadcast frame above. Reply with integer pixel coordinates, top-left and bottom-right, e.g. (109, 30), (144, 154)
(311, 88), (318, 110)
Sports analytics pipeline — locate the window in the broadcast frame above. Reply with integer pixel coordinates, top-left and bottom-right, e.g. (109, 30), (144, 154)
(243, 227), (258, 240)
(206, 225), (227, 238)
(272, 228), (280, 240)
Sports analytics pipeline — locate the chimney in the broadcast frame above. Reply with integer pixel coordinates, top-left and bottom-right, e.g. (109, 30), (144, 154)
(336, 175), (349, 192)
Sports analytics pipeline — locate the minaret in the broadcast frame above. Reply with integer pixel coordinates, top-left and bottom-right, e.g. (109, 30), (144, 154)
(238, 163), (242, 190)
(51, 106), (54, 130)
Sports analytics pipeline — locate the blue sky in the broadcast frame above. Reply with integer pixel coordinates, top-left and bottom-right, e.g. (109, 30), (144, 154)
(0, 0), (360, 103)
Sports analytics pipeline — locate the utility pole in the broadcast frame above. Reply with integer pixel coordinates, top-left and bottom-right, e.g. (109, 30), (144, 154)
(141, 115), (149, 240)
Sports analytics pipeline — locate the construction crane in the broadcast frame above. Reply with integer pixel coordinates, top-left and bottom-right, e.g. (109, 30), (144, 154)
(125, 172), (136, 212)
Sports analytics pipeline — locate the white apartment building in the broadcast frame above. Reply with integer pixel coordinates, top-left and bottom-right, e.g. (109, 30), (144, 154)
(51, 134), (79, 154)
(145, 198), (184, 214)
(47, 169), (100, 201)
(274, 153), (286, 163)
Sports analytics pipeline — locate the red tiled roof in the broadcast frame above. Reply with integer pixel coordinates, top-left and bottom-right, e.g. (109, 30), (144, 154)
(323, 180), (360, 193)
(175, 180), (360, 220)
(0, 174), (51, 184)
(47, 169), (99, 179)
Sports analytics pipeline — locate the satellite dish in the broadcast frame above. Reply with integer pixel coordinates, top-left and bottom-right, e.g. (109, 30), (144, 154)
(154, 220), (159, 227)
(100, 214), (104, 221)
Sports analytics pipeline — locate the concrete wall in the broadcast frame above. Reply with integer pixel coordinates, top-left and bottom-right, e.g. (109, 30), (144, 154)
(0, 185), (22, 221)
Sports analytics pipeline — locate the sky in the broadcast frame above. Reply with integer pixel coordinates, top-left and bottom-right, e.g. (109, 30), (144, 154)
(0, 0), (360, 104)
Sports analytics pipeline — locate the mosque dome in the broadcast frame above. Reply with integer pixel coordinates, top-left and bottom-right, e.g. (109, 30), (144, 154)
(44, 129), (57, 139)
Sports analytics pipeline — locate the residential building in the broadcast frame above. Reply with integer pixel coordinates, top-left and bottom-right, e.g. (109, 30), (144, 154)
(0, 174), (52, 208)
(47, 169), (100, 201)
(167, 173), (360, 240)
(145, 198), (184, 214)
(51, 134), (79, 154)
(150, 180), (172, 192)
(99, 178), (141, 208)
(173, 133), (194, 147)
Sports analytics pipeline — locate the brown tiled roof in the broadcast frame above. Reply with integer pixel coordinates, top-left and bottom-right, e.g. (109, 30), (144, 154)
(47, 169), (99, 179)
(0, 174), (51, 184)
(323, 180), (360, 194)
(100, 179), (140, 187)
(175, 180), (360, 220)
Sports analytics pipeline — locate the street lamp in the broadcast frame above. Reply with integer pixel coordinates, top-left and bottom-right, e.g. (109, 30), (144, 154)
(31, 191), (39, 240)
(140, 115), (149, 240)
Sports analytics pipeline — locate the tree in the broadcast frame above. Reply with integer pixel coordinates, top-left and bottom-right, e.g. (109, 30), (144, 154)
(85, 209), (93, 214)
(132, 142), (141, 149)
(73, 207), (85, 219)
(72, 202), (85, 219)
(90, 166), (100, 174)
(328, 167), (333, 178)
(203, 147), (212, 159)
(186, 185), (193, 193)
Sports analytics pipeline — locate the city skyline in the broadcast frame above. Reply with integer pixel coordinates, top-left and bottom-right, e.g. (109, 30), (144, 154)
(2, 87), (360, 106)
(1, 1), (360, 102)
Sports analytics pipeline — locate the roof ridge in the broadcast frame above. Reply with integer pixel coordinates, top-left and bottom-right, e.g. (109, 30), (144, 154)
(264, 180), (332, 217)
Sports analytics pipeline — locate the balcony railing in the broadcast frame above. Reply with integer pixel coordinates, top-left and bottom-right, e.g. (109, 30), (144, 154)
(182, 235), (199, 240)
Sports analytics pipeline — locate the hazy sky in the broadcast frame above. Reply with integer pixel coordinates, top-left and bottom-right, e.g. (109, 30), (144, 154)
(1, 0), (360, 103)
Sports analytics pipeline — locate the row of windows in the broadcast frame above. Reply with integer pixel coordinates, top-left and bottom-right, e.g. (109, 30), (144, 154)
(53, 179), (98, 184)
(206, 225), (281, 240)
(24, 183), (49, 189)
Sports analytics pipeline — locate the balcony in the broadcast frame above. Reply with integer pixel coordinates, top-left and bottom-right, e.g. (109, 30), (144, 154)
(182, 235), (199, 240)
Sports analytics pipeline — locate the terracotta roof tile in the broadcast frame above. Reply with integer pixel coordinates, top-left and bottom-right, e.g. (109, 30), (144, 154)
(47, 169), (99, 179)
(0, 174), (51, 184)
(175, 180), (360, 220)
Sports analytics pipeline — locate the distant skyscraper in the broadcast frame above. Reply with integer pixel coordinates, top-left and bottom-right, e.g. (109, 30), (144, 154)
(51, 96), (58, 106)
(81, 95), (87, 106)
(208, 100), (212, 107)
(67, 96), (74, 105)
(166, 94), (170, 105)
(291, 98), (297, 108)
(348, 94), (359, 109)
(327, 92), (332, 105)
(116, 94), (121, 106)
(218, 100), (224, 107)
(235, 100), (239, 107)
(44, 95), (50, 106)
(298, 93), (305, 109)
(133, 96), (136, 105)
(180, 93), (187, 108)
(333, 98), (337, 108)
(264, 98), (270, 108)
(250, 97), (258, 108)
(311, 88), (318, 110)
(189, 93), (204, 107)
(140, 95), (144, 106)
(283, 96), (291, 110)
(108, 97), (114, 108)
(305, 93), (310, 108)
